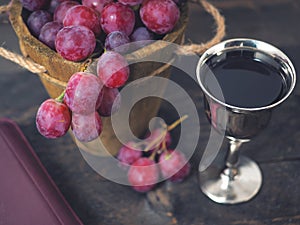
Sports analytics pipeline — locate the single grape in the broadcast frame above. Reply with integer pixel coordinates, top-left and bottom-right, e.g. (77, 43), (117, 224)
(169, 162), (190, 182)
(140, 0), (180, 35)
(48, 0), (69, 13)
(128, 157), (159, 192)
(55, 25), (96, 61)
(27, 10), (52, 37)
(36, 99), (71, 139)
(71, 112), (102, 142)
(63, 72), (102, 115)
(117, 141), (142, 169)
(39, 21), (63, 50)
(95, 84), (104, 110)
(97, 51), (129, 88)
(82, 0), (113, 14)
(130, 27), (154, 49)
(144, 128), (172, 151)
(104, 31), (130, 54)
(20, 0), (50, 11)
(53, 1), (80, 23)
(158, 149), (190, 182)
(63, 5), (102, 37)
(97, 86), (121, 116)
(101, 2), (135, 36)
(117, 0), (143, 6)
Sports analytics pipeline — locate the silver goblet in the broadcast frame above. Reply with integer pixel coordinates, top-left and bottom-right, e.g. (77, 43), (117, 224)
(196, 38), (296, 204)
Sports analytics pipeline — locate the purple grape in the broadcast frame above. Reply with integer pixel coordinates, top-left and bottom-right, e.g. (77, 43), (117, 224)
(39, 21), (63, 50)
(104, 31), (130, 53)
(55, 25), (96, 62)
(48, 0), (69, 13)
(97, 86), (121, 116)
(82, 0), (113, 14)
(53, 1), (80, 23)
(27, 10), (52, 37)
(64, 72), (103, 115)
(71, 112), (103, 142)
(20, 0), (50, 11)
(63, 5), (102, 37)
(130, 27), (154, 49)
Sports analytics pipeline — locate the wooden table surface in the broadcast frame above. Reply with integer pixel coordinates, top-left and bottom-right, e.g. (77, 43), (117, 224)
(1, 1), (300, 224)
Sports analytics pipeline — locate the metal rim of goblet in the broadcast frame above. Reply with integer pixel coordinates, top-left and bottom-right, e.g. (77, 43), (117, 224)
(196, 38), (297, 112)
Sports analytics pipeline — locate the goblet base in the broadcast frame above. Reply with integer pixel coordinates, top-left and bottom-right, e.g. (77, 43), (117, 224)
(199, 156), (262, 204)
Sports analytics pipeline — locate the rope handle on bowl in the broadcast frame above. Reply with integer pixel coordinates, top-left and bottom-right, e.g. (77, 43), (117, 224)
(0, 0), (225, 86)
(181, 0), (226, 55)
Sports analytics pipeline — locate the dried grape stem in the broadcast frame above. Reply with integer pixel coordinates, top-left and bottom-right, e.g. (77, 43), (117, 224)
(167, 115), (188, 131)
(144, 115), (188, 153)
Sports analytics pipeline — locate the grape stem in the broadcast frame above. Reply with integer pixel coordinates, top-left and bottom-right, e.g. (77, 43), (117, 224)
(144, 115), (189, 153)
(167, 114), (188, 131)
(55, 90), (65, 103)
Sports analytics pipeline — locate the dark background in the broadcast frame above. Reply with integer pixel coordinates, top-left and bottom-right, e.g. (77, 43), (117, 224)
(1, 1), (300, 224)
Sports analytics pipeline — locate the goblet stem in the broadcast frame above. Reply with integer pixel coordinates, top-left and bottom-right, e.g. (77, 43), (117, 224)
(224, 140), (243, 180)
(199, 138), (263, 204)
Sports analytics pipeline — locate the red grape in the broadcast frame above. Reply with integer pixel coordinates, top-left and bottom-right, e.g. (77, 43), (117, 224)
(117, 141), (142, 168)
(53, 1), (80, 24)
(117, 0), (143, 6)
(55, 25), (96, 61)
(97, 51), (129, 88)
(159, 149), (190, 182)
(36, 99), (71, 139)
(169, 162), (190, 182)
(21, 0), (50, 11)
(128, 158), (159, 192)
(39, 21), (63, 50)
(95, 84), (104, 110)
(100, 2), (135, 36)
(104, 31), (130, 53)
(97, 86), (121, 116)
(64, 72), (103, 115)
(82, 0), (113, 14)
(71, 112), (102, 142)
(145, 128), (172, 151)
(27, 10), (52, 37)
(140, 0), (180, 34)
(63, 5), (102, 37)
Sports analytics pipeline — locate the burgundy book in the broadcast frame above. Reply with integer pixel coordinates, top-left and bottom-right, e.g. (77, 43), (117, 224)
(0, 118), (84, 225)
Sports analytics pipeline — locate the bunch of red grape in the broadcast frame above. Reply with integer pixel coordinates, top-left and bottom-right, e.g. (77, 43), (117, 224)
(21, 0), (183, 62)
(23, 0), (185, 143)
(117, 116), (191, 193)
(28, 0), (190, 188)
(36, 50), (127, 142)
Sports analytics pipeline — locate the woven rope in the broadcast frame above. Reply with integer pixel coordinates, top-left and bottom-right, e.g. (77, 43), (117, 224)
(0, 5), (9, 14)
(0, 0), (225, 87)
(0, 47), (46, 73)
(181, 0), (226, 55)
(0, 47), (68, 87)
